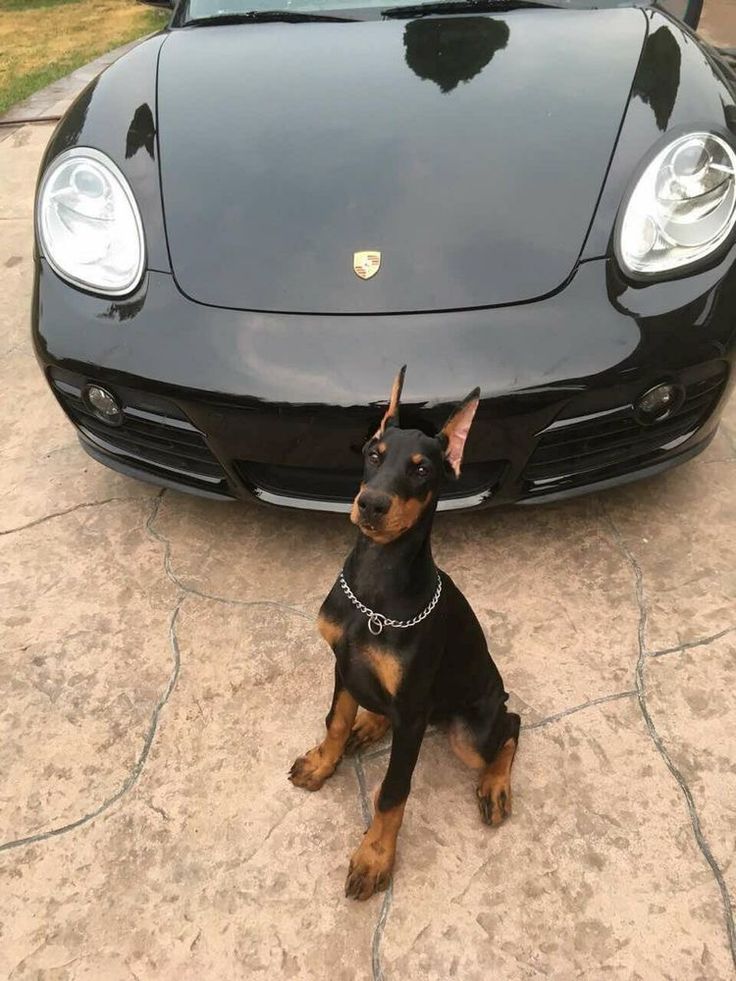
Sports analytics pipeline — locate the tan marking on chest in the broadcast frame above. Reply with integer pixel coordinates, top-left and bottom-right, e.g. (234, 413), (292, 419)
(318, 614), (343, 648)
(364, 646), (403, 696)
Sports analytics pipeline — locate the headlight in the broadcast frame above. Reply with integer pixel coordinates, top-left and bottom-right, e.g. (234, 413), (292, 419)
(37, 147), (145, 295)
(617, 132), (736, 278)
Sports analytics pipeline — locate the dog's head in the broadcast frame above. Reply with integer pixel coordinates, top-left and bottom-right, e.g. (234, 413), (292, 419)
(351, 367), (480, 544)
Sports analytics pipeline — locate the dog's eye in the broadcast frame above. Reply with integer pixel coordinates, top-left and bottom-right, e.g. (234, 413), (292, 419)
(368, 451), (381, 466)
(416, 464), (429, 478)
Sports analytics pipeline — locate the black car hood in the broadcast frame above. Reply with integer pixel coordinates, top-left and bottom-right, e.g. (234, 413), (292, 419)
(157, 9), (646, 314)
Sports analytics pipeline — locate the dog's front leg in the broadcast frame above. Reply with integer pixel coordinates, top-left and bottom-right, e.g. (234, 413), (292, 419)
(289, 665), (358, 791)
(345, 712), (426, 901)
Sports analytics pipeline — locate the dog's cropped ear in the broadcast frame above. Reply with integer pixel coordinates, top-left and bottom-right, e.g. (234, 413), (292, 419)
(439, 387), (480, 477)
(373, 365), (407, 438)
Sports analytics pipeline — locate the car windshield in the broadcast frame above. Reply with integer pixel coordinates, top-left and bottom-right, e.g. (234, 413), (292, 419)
(178, 0), (637, 24)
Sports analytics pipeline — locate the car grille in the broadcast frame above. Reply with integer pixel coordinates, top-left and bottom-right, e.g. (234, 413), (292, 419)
(236, 459), (508, 508)
(50, 374), (230, 494)
(522, 367), (727, 496)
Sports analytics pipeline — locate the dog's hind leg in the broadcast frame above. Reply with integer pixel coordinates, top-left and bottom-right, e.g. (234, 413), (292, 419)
(345, 711), (391, 755)
(476, 724), (519, 827)
(450, 706), (520, 827)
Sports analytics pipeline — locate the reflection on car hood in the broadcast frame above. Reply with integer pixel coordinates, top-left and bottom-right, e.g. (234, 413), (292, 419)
(157, 9), (646, 314)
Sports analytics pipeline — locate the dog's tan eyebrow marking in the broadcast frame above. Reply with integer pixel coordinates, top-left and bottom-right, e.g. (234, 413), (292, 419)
(377, 442), (387, 454)
(364, 646), (403, 696)
(411, 453), (424, 465)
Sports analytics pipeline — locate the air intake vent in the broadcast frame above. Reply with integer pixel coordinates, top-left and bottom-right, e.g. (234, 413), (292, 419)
(523, 367), (726, 495)
(236, 459), (507, 507)
(51, 375), (229, 492)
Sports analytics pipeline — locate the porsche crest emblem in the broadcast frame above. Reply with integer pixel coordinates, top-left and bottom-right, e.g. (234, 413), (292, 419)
(353, 250), (381, 280)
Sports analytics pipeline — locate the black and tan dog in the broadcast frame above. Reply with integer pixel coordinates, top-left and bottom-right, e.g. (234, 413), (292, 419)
(289, 367), (520, 900)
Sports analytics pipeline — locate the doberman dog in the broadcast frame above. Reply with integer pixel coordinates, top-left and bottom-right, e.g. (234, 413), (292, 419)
(289, 367), (520, 901)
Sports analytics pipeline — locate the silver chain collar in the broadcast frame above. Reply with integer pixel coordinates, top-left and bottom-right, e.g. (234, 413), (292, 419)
(338, 571), (443, 636)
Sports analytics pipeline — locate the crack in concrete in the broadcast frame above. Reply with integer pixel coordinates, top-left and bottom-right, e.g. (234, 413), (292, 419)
(522, 689), (638, 730)
(600, 503), (736, 971)
(0, 598), (183, 854)
(0, 493), (199, 854)
(0, 116), (61, 127)
(0, 495), (151, 536)
(244, 798), (311, 866)
(146, 490), (313, 621)
(146, 800), (171, 822)
(372, 882), (393, 981)
(352, 755), (372, 829)
(352, 755), (392, 981)
(648, 625), (736, 659)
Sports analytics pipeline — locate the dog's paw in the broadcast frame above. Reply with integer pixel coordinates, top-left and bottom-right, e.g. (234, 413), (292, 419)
(476, 773), (512, 827)
(345, 711), (391, 755)
(344, 843), (393, 901)
(288, 747), (337, 791)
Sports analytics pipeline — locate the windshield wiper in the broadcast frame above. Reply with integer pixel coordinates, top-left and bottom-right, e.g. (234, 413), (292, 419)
(185, 10), (358, 26)
(382, 0), (562, 16)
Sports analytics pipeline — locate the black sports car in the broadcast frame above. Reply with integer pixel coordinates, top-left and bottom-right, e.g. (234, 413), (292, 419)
(33, 0), (736, 512)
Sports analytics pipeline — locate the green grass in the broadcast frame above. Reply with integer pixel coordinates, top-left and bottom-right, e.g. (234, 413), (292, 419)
(0, 0), (168, 116)
(1, 0), (80, 12)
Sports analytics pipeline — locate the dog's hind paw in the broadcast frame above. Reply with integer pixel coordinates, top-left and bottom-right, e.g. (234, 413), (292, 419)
(476, 779), (512, 827)
(345, 711), (391, 755)
(476, 736), (516, 827)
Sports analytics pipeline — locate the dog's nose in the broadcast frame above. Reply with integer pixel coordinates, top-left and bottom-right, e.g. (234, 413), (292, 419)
(358, 491), (391, 522)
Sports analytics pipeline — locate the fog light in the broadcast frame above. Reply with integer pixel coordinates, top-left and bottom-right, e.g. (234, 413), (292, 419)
(635, 382), (684, 425)
(85, 385), (123, 426)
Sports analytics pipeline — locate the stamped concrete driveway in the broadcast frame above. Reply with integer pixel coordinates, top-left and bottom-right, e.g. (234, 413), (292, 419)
(2, 75), (736, 981)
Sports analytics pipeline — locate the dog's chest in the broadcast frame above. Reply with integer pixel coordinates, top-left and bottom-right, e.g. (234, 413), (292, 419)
(318, 612), (405, 705)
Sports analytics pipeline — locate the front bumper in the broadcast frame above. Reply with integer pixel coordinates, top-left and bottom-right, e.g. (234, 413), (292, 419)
(33, 254), (736, 512)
